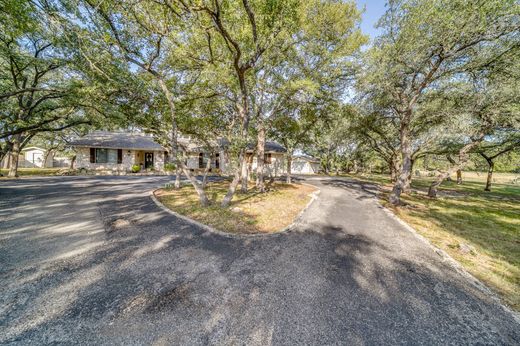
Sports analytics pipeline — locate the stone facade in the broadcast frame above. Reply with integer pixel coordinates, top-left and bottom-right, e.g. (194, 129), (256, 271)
(75, 147), (164, 172)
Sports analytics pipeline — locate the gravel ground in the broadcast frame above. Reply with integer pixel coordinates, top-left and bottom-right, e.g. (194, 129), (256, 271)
(0, 175), (518, 345)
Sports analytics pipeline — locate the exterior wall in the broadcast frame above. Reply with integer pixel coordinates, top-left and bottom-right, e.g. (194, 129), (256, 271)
(19, 149), (48, 168)
(186, 152), (220, 170)
(75, 147), (164, 172)
(219, 152), (285, 177)
(154, 151), (164, 171)
(75, 147), (134, 171)
(291, 159), (320, 174)
(246, 153), (285, 177)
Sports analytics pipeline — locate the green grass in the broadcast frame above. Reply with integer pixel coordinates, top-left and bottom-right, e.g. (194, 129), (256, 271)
(155, 181), (316, 234)
(350, 172), (520, 311)
(0, 168), (64, 177)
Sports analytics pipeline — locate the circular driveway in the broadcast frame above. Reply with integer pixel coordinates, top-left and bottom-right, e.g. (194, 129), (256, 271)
(0, 176), (518, 344)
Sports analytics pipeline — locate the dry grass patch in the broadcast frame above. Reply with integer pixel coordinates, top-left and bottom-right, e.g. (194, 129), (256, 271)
(0, 168), (63, 177)
(155, 181), (317, 234)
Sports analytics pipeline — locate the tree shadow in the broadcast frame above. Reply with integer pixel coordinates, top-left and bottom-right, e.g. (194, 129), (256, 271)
(1, 176), (518, 344)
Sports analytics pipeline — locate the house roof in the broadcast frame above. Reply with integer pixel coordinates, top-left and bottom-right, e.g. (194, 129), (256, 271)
(21, 146), (46, 152)
(217, 138), (287, 153)
(261, 141), (287, 153)
(292, 154), (320, 163)
(69, 131), (165, 151)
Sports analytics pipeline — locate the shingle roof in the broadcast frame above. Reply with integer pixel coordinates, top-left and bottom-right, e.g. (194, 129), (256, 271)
(69, 131), (165, 151)
(292, 154), (320, 163)
(218, 138), (287, 153)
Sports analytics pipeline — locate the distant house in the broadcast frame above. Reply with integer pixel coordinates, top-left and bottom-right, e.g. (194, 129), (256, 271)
(70, 131), (166, 172)
(0, 146), (71, 169)
(70, 131), (287, 176)
(19, 147), (51, 168)
(291, 154), (321, 175)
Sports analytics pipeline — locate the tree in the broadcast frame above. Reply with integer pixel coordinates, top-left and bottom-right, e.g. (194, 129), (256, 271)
(364, 0), (519, 205)
(0, 2), (101, 177)
(426, 73), (520, 197)
(477, 133), (520, 191)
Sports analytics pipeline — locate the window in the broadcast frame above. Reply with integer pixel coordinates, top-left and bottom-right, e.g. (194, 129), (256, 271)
(264, 153), (272, 164)
(199, 153), (204, 169)
(107, 149), (118, 163)
(90, 148), (120, 163)
(96, 148), (108, 163)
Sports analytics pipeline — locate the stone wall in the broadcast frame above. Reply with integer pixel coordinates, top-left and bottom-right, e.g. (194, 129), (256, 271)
(75, 147), (137, 172)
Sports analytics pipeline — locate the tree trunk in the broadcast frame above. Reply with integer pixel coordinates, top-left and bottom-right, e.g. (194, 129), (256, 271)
(157, 78), (181, 190)
(456, 169), (463, 185)
(256, 123), (266, 192)
(404, 158), (414, 193)
(222, 153), (244, 207)
(70, 155), (76, 169)
(201, 152), (212, 190)
(481, 154), (494, 191)
(240, 154), (249, 193)
(182, 165), (209, 207)
(427, 172), (448, 198)
(1, 151), (11, 169)
(390, 117), (412, 205)
(428, 139), (484, 198)
(286, 154), (292, 184)
(43, 150), (53, 168)
(8, 135), (21, 178)
(389, 159), (398, 183)
(174, 166), (181, 189)
(156, 76), (209, 207)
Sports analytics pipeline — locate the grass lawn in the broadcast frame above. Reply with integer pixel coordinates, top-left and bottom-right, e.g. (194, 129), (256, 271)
(155, 181), (317, 234)
(350, 172), (520, 311)
(0, 168), (64, 177)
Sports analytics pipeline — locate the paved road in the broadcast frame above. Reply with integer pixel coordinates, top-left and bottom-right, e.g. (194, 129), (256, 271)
(0, 176), (518, 345)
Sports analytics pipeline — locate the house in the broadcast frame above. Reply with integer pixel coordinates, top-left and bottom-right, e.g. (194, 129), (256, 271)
(245, 142), (286, 177)
(70, 131), (166, 172)
(20, 147), (52, 168)
(1, 147), (55, 169)
(291, 154), (321, 175)
(184, 137), (286, 177)
(69, 131), (287, 176)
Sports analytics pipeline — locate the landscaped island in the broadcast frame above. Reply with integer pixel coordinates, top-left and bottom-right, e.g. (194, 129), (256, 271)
(155, 182), (317, 234)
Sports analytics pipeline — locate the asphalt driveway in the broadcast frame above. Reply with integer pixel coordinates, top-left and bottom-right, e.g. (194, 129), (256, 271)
(0, 176), (518, 345)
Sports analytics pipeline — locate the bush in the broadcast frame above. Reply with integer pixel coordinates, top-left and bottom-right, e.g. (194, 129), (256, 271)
(164, 163), (176, 171)
(131, 165), (141, 173)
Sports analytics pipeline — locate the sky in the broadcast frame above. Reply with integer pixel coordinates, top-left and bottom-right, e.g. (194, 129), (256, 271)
(356, 0), (388, 40)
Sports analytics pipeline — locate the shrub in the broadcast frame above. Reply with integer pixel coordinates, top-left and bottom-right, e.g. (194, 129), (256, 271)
(164, 163), (176, 171)
(131, 164), (141, 173)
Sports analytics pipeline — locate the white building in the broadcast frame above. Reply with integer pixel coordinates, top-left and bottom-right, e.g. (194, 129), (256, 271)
(291, 154), (321, 175)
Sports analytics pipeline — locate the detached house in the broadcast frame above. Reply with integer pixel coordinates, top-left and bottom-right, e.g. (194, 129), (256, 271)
(70, 131), (287, 176)
(70, 131), (166, 172)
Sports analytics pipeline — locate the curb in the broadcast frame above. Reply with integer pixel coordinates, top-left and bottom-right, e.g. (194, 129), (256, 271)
(149, 182), (320, 240)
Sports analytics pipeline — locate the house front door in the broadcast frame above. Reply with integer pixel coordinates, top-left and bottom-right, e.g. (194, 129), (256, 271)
(145, 152), (154, 169)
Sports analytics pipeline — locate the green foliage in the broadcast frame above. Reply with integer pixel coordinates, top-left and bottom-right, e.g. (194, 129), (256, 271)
(164, 163), (176, 171)
(131, 164), (140, 173)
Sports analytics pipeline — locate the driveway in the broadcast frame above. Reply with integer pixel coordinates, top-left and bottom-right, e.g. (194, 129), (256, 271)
(0, 176), (518, 345)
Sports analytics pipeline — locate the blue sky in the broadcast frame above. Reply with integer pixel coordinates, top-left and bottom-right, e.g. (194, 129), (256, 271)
(356, 0), (387, 40)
